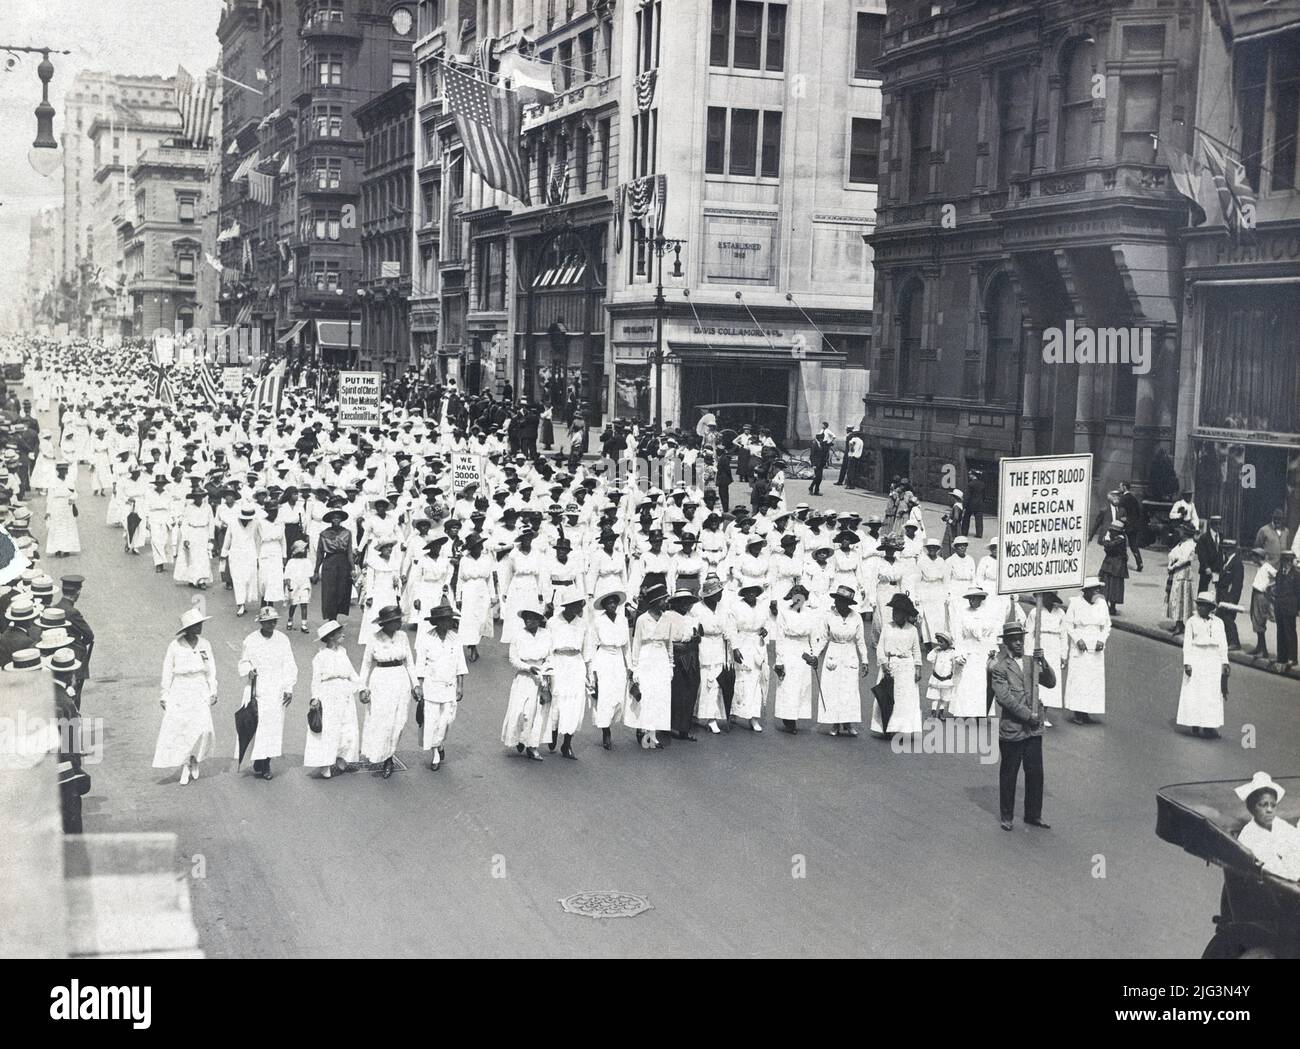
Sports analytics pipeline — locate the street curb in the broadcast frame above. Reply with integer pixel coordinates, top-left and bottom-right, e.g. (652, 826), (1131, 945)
(1109, 617), (1300, 681)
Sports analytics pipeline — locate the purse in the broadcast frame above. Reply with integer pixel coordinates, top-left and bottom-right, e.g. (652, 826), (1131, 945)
(307, 699), (323, 734)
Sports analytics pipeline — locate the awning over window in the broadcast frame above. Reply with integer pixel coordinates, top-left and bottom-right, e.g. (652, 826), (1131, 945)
(217, 222), (241, 243)
(276, 319), (308, 345)
(235, 303), (253, 326)
(316, 319), (357, 349)
(232, 151), (260, 181)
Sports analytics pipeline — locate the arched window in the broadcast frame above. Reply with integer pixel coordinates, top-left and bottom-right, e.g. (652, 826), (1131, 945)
(1058, 38), (1095, 167)
(984, 275), (1020, 405)
(897, 278), (924, 396)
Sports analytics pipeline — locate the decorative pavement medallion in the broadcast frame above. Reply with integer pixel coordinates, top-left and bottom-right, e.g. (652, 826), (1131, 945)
(559, 890), (653, 919)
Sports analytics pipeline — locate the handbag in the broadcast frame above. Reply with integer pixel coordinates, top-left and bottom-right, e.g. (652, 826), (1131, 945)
(307, 699), (323, 734)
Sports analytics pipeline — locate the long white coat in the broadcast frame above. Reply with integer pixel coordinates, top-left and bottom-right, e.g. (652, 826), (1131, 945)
(303, 646), (362, 767)
(773, 605), (825, 720)
(1176, 613), (1228, 728)
(238, 630), (299, 761)
(819, 609), (868, 724)
(1064, 595), (1110, 714)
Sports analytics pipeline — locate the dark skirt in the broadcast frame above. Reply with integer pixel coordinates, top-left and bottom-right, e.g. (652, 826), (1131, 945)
(670, 641), (701, 734)
(320, 551), (352, 620)
(1100, 570), (1125, 606)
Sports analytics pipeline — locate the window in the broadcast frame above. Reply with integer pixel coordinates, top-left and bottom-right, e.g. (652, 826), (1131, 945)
(826, 333), (870, 369)
(313, 158), (342, 188)
(706, 107), (727, 174)
(729, 109), (758, 175)
(177, 196), (196, 223)
(309, 260), (341, 290)
(854, 12), (884, 79)
(761, 111), (782, 177)
(314, 209), (342, 240)
(599, 117), (611, 188)
(476, 237), (506, 311)
(1059, 38), (1095, 167)
(996, 68), (1031, 188)
(710, 1), (784, 72)
(422, 181), (438, 225)
(707, 107), (781, 178)
(313, 104), (343, 138)
(391, 59), (412, 86)
(559, 40), (574, 90)
(849, 117), (880, 184)
(177, 254), (195, 282)
(317, 53), (343, 86)
(1118, 76), (1160, 164)
(579, 30), (595, 81)
(907, 89), (934, 198)
(896, 279), (924, 396)
(577, 125), (590, 192)
(1237, 32), (1299, 193)
(984, 276), (1019, 404)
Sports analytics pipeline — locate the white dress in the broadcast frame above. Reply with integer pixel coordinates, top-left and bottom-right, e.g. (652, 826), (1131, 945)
(586, 611), (630, 729)
(773, 605), (825, 720)
(727, 600), (770, 720)
(359, 630), (418, 762)
(173, 503), (213, 585)
(1029, 605), (1066, 708)
(873, 621), (924, 734)
(415, 629), (467, 750)
(303, 647), (362, 767)
(1176, 614), (1228, 729)
(44, 478), (81, 555)
(152, 637), (217, 768)
(256, 519), (288, 603)
(454, 553), (496, 645)
(1064, 596), (1110, 714)
(222, 519), (260, 606)
(237, 630), (298, 761)
(626, 612), (676, 732)
(547, 614), (589, 736)
(694, 601), (729, 722)
(501, 627), (554, 748)
(950, 602), (999, 717)
(819, 610), (868, 724)
(914, 555), (950, 642)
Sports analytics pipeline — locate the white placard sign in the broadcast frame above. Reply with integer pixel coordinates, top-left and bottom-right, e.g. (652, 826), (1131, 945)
(338, 371), (382, 428)
(997, 453), (1092, 595)
(222, 368), (245, 394)
(452, 452), (484, 493)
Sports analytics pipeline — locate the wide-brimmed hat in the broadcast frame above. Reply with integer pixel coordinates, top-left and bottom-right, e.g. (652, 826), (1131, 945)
(923, 537), (942, 548)
(375, 604), (403, 626)
(595, 586), (626, 607)
(35, 628), (76, 652)
(1081, 576), (1103, 591)
(952, 535), (970, 547)
(1195, 590), (1216, 605)
(238, 505), (258, 520)
(5, 597), (37, 622)
(3, 648), (41, 672)
(784, 582), (810, 601)
(834, 530), (860, 546)
(323, 508), (349, 524)
(516, 601), (547, 622)
(887, 593), (918, 617)
(176, 607), (211, 634)
(43, 648), (81, 673)
(255, 607), (279, 623)
(426, 602), (457, 622)
(699, 575), (725, 599)
(641, 582), (670, 607)
(557, 584), (586, 608)
(830, 584), (857, 605)
(933, 630), (953, 647)
(669, 587), (697, 604)
(737, 583), (765, 599)
(1235, 771), (1285, 805)
(317, 620), (345, 642)
(963, 585), (987, 601)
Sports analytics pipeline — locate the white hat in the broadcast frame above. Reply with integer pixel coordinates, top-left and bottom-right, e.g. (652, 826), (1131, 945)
(1081, 576), (1103, 590)
(556, 584), (586, 607)
(963, 585), (987, 600)
(951, 489), (963, 499)
(1195, 590), (1217, 604)
(1234, 772), (1285, 804)
(952, 535), (970, 546)
(317, 619), (344, 642)
(986, 535), (999, 546)
(176, 607), (211, 634)
(255, 606), (280, 622)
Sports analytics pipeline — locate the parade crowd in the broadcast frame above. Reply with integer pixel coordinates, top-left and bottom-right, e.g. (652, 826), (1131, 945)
(0, 333), (1288, 835)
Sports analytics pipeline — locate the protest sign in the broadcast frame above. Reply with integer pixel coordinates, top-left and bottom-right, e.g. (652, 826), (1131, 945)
(997, 453), (1092, 595)
(338, 371), (382, 428)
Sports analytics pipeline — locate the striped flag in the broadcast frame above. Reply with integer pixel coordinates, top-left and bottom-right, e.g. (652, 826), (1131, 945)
(174, 66), (216, 148)
(251, 362), (286, 414)
(1201, 139), (1256, 241)
(152, 366), (176, 408)
(248, 170), (276, 205)
(197, 361), (222, 408)
(442, 62), (529, 204)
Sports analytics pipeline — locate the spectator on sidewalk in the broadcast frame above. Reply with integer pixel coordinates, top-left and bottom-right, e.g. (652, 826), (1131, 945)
(1254, 508), (1292, 569)
(1196, 515), (1225, 593)
(809, 425), (832, 496)
(1166, 525), (1197, 635)
(1092, 490), (1124, 542)
(834, 427), (856, 487)
(1249, 546), (1276, 659)
(1099, 523), (1129, 615)
(1168, 489), (1200, 540)
(1275, 551), (1299, 668)
(842, 429), (864, 489)
(736, 424), (758, 482)
(963, 471), (986, 538)
(1215, 538), (1244, 651)
(1118, 481), (1145, 571)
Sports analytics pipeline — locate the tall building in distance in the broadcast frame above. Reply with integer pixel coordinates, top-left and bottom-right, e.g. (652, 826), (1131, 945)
(409, 0), (446, 376)
(24, 205), (64, 330)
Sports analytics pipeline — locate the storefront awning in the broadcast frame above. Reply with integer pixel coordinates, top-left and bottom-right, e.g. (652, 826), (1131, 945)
(316, 319), (357, 349)
(234, 303), (253, 326)
(276, 319), (308, 345)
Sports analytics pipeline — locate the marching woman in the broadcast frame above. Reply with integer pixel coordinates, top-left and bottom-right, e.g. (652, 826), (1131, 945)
(773, 583), (825, 734)
(727, 582), (771, 733)
(949, 587), (999, 718)
(237, 607), (298, 780)
(667, 587), (702, 741)
(145, 474), (177, 572)
(944, 535), (976, 627)
(872, 593), (924, 736)
(1027, 591), (1067, 714)
(173, 489), (213, 588)
(409, 535), (455, 643)
(1175, 591), (1230, 739)
(817, 584), (869, 736)
(255, 502), (288, 610)
(914, 537), (950, 644)
(303, 619), (362, 778)
(829, 530), (862, 604)
(801, 543), (835, 610)
(359, 537), (402, 636)
(358, 605), (420, 779)
(44, 461), (81, 557)
(453, 533), (497, 661)
(30, 430), (57, 493)
(499, 531), (546, 645)
(585, 585), (631, 750)
(106, 450), (133, 527)
(501, 602), (554, 761)
(152, 608), (218, 786)
(626, 583), (677, 748)
(415, 603), (467, 771)
(313, 507), (355, 623)
(1063, 578), (1110, 725)
(693, 575), (730, 734)
(222, 505), (260, 616)
(547, 586), (590, 758)
(585, 529), (628, 602)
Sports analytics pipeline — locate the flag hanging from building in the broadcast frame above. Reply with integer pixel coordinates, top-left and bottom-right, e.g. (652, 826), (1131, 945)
(248, 170), (276, 205)
(174, 65), (216, 148)
(498, 50), (556, 102)
(196, 361), (222, 408)
(204, 252), (224, 273)
(548, 153), (569, 206)
(614, 183), (626, 253)
(626, 174), (667, 235)
(635, 70), (657, 112)
(1163, 145), (1209, 227)
(241, 236), (253, 273)
(250, 362), (286, 414)
(1201, 139), (1256, 241)
(442, 62), (530, 205)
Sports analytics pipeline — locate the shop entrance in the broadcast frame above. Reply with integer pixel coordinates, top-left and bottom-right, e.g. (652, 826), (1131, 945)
(1194, 440), (1299, 541)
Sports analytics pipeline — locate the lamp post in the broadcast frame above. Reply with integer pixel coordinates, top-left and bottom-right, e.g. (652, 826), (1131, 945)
(2, 46), (72, 177)
(651, 234), (685, 431)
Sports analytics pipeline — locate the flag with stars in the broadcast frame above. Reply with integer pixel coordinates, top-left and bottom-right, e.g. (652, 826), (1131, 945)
(442, 62), (530, 205)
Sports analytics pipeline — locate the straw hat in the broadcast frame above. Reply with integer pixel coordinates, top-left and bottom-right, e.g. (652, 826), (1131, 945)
(43, 648), (82, 673)
(255, 606), (280, 623)
(3, 648), (41, 672)
(317, 620), (345, 642)
(176, 607), (211, 634)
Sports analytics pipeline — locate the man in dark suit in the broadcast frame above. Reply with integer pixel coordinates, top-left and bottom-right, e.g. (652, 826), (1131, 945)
(1215, 538), (1244, 650)
(1091, 489), (1124, 542)
(55, 574), (95, 686)
(0, 598), (40, 667)
(964, 471), (986, 538)
(1118, 481), (1144, 571)
(991, 620), (1057, 832)
(809, 428), (831, 496)
(1196, 514), (1224, 593)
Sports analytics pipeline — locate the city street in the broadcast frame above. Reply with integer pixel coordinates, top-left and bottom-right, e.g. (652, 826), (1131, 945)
(40, 468), (1300, 959)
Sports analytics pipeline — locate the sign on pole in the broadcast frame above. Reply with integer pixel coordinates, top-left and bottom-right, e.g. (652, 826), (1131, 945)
(452, 452), (484, 494)
(337, 370), (382, 428)
(222, 368), (245, 395)
(997, 453), (1092, 595)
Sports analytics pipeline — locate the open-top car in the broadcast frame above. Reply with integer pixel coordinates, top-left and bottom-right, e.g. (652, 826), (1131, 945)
(1157, 777), (1300, 958)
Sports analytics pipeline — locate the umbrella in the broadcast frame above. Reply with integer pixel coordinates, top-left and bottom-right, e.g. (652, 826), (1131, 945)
(234, 680), (259, 767)
(695, 412), (717, 438)
(871, 675), (895, 730)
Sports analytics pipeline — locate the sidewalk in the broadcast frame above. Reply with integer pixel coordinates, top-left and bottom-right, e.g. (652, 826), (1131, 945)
(765, 475), (1299, 682)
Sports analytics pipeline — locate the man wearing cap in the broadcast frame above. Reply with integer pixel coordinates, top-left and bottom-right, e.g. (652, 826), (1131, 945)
(1176, 592), (1230, 738)
(991, 620), (1057, 831)
(55, 575), (95, 685)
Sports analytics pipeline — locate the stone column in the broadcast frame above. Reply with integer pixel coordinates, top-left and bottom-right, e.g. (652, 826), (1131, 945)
(1019, 322), (1044, 455)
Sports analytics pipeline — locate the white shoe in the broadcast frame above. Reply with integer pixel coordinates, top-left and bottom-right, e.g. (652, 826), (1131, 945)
(321, 766), (332, 779)
(301, 623), (309, 633)
(708, 721), (720, 734)
(189, 761), (199, 781)
(751, 719), (763, 733)
(236, 605), (246, 616)
(179, 764), (191, 786)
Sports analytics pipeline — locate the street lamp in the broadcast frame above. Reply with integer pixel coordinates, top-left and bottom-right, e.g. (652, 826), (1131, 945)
(2, 46), (71, 178)
(651, 234), (685, 430)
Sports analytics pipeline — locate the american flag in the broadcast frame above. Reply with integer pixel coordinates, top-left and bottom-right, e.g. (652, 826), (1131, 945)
(442, 62), (529, 204)
(197, 361), (222, 408)
(174, 66), (216, 149)
(248, 170), (276, 205)
(251, 362), (286, 414)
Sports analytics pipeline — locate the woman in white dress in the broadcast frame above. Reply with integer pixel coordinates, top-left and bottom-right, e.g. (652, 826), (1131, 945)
(944, 535), (976, 628)
(1176, 592), (1230, 738)
(1064, 578), (1110, 724)
(586, 587), (630, 749)
(30, 431), (58, 494)
(626, 583), (678, 747)
(44, 462), (80, 556)
(817, 585), (869, 735)
(359, 538), (401, 635)
(303, 619), (362, 778)
(501, 603), (553, 760)
(358, 605), (420, 778)
(173, 490), (213, 587)
(1027, 591), (1066, 712)
(152, 608), (218, 785)
(414, 603), (468, 771)
(872, 592), (924, 735)
(726, 582), (770, 733)
(773, 583), (825, 733)
(255, 504), (288, 608)
(106, 451), (133, 527)
(949, 587), (999, 718)
(546, 586), (589, 758)
(914, 538), (950, 643)
(453, 533), (497, 658)
(692, 576), (730, 733)
(499, 532), (546, 645)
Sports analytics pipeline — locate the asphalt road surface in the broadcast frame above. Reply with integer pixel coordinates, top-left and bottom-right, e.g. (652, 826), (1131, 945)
(32, 464), (1300, 958)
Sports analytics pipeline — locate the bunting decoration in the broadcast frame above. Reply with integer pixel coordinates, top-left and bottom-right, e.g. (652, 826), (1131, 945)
(548, 153), (570, 206)
(614, 183), (626, 253)
(204, 252), (224, 274)
(635, 69), (657, 112)
(241, 236), (253, 274)
(625, 174), (667, 235)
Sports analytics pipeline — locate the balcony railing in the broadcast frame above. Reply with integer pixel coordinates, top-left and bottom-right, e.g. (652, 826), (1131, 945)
(300, 10), (362, 39)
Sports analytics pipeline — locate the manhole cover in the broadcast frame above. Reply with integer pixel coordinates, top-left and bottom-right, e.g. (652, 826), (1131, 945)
(559, 890), (652, 919)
